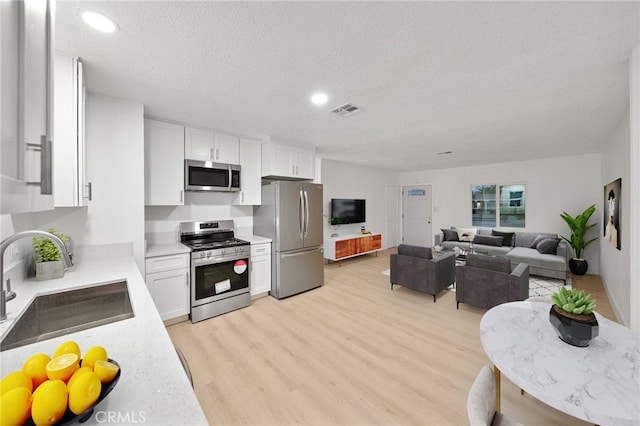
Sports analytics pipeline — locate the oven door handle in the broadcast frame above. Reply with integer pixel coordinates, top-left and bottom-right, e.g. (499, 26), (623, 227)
(193, 255), (247, 266)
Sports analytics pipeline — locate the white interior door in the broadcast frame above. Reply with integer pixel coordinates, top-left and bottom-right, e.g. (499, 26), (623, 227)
(385, 185), (400, 248)
(402, 185), (433, 246)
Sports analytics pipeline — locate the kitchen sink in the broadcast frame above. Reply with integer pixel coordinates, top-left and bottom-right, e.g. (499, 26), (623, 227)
(0, 280), (134, 352)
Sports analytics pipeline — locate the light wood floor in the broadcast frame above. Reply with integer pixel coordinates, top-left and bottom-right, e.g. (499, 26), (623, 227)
(167, 249), (617, 425)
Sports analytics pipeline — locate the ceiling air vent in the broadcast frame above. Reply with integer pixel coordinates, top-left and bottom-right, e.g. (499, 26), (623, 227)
(330, 103), (362, 117)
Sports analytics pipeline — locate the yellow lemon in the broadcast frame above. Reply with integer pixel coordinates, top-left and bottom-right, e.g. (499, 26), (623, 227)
(22, 353), (52, 390)
(80, 346), (107, 370)
(0, 370), (33, 395)
(53, 340), (81, 359)
(31, 379), (68, 426)
(66, 367), (93, 392)
(68, 372), (101, 415)
(93, 360), (119, 383)
(46, 353), (79, 382)
(0, 386), (32, 426)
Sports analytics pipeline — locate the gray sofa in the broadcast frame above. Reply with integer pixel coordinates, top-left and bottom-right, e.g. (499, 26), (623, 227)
(456, 254), (530, 309)
(435, 227), (568, 281)
(390, 244), (456, 302)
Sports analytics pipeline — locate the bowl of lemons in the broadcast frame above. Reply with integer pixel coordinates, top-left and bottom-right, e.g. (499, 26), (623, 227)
(0, 340), (120, 426)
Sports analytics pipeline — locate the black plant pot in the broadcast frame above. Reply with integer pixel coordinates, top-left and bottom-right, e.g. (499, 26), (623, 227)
(569, 258), (588, 275)
(549, 305), (599, 347)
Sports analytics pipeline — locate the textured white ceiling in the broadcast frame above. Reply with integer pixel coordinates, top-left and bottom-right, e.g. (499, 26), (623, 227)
(55, 1), (639, 172)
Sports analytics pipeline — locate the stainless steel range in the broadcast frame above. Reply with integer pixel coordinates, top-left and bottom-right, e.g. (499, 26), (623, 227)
(179, 220), (250, 323)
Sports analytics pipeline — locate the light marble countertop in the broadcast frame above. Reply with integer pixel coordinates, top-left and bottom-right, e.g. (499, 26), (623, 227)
(0, 252), (207, 425)
(145, 242), (191, 258)
(480, 301), (640, 426)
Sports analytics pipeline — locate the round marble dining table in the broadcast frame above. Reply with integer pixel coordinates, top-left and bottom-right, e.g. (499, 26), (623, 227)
(480, 301), (640, 426)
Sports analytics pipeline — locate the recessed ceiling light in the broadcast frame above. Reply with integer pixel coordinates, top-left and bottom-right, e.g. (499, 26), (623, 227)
(80, 10), (119, 33)
(311, 92), (328, 105)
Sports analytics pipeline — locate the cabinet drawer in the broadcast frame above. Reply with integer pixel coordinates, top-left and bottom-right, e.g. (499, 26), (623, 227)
(145, 253), (189, 274)
(251, 243), (271, 256)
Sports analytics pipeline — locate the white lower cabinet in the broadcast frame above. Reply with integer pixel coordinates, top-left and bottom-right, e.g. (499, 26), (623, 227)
(145, 254), (190, 321)
(250, 242), (271, 297)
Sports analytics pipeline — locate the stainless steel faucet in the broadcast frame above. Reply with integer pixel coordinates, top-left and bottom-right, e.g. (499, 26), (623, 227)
(0, 230), (74, 322)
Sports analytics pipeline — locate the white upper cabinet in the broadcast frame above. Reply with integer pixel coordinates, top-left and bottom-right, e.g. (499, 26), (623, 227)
(184, 127), (239, 164)
(261, 140), (315, 180)
(1, 0), (55, 213)
(214, 132), (240, 164)
(233, 138), (261, 205)
(145, 119), (185, 206)
(54, 53), (88, 207)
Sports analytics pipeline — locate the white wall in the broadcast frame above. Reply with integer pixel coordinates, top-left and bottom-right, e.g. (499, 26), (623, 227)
(600, 109), (630, 326)
(629, 47), (639, 332)
(319, 159), (399, 248)
(399, 154), (603, 273)
(82, 93), (145, 270)
(145, 194), (254, 242)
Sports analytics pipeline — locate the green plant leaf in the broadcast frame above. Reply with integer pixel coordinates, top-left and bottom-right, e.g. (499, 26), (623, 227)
(32, 228), (69, 263)
(560, 204), (597, 258)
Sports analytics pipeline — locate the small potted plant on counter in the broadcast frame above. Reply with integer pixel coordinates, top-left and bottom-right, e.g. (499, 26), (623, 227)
(549, 286), (598, 347)
(560, 204), (598, 275)
(32, 228), (71, 281)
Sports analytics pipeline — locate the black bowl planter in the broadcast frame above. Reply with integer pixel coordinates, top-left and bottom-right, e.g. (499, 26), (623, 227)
(549, 305), (599, 347)
(569, 258), (588, 275)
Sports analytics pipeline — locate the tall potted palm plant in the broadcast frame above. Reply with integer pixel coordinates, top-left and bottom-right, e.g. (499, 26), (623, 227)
(560, 204), (597, 275)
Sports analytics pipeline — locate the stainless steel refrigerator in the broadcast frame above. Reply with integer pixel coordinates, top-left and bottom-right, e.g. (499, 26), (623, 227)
(253, 181), (324, 299)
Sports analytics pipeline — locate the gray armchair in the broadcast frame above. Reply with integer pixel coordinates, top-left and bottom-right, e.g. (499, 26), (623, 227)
(390, 244), (456, 302)
(456, 254), (529, 309)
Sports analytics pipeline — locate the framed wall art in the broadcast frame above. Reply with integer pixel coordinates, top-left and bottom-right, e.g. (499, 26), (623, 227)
(603, 178), (621, 250)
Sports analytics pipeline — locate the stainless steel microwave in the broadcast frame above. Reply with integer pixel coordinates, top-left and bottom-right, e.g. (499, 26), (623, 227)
(185, 160), (241, 192)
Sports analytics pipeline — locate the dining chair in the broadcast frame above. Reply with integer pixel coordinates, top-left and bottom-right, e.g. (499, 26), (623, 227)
(468, 365), (522, 426)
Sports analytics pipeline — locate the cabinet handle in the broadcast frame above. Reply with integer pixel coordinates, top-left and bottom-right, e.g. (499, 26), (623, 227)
(180, 190), (183, 203)
(26, 136), (53, 194)
(210, 148), (214, 160)
(85, 182), (93, 201)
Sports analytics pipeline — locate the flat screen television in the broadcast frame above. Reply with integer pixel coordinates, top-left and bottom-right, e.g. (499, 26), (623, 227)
(330, 198), (366, 225)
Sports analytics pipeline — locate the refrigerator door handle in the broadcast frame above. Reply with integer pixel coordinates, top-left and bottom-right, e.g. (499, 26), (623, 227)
(298, 190), (305, 239)
(280, 247), (323, 259)
(303, 190), (310, 238)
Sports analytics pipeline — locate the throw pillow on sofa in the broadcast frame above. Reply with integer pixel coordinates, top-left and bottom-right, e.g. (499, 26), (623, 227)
(472, 235), (504, 247)
(491, 229), (515, 247)
(535, 238), (560, 255)
(441, 229), (459, 242)
(529, 234), (550, 248)
(456, 227), (477, 242)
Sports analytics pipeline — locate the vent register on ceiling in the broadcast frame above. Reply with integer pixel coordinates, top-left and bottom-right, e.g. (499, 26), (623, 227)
(330, 103), (362, 117)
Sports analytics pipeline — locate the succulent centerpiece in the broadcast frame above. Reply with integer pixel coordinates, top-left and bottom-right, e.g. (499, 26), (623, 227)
(549, 286), (599, 347)
(32, 228), (71, 281)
